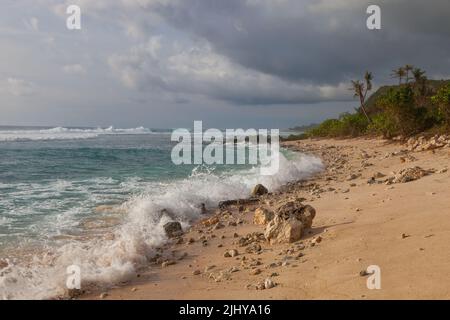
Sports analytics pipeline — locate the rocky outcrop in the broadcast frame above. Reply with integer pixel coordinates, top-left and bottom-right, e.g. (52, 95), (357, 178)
(391, 166), (433, 184)
(276, 200), (316, 229)
(163, 221), (183, 238)
(264, 215), (304, 244)
(405, 135), (450, 152)
(264, 199), (316, 244)
(253, 207), (274, 225)
(251, 184), (268, 196)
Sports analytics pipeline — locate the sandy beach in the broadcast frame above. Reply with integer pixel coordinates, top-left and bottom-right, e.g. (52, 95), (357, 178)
(82, 137), (450, 300)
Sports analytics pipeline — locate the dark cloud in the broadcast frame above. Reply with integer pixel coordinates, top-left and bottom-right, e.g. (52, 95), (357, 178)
(149, 0), (450, 86)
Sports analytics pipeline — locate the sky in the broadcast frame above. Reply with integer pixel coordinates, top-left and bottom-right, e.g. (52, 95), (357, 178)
(1, 0), (450, 129)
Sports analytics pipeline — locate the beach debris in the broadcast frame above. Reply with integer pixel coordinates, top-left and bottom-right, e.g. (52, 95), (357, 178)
(163, 221), (183, 238)
(192, 269), (201, 275)
(218, 198), (260, 209)
(401, 233), (411, 239)
(359, 270), (370, 277)
(253, 207), (274, 225)
(251, 184), (268, 196)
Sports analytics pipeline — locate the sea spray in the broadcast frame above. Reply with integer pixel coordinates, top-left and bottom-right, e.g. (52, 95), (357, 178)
(0, 146), (323, 299)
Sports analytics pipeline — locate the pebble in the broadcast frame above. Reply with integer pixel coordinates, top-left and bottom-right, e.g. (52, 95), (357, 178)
(264, 278), (276, 289)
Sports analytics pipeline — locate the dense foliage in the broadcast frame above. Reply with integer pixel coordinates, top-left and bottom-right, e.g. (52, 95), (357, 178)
(303, 66), (450, 139)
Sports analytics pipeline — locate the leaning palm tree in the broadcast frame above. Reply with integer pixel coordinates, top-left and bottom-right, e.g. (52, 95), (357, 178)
(391, 67), (406, 85)
(350, 71), (373, 123)
(404, 64), (414, 83)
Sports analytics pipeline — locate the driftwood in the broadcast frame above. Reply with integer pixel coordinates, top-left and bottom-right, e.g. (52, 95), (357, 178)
(218, 198), (260, 209)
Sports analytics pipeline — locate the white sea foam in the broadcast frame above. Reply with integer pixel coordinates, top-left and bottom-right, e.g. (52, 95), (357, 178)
(0, 151), (323, 299)
(0, 126), (153, 142)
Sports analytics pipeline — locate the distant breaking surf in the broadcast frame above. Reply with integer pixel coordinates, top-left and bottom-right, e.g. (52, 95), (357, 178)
(0, 126), (155, 142)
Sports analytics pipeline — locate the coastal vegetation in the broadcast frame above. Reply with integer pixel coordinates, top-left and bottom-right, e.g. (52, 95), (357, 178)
(299, 65), (450, 140)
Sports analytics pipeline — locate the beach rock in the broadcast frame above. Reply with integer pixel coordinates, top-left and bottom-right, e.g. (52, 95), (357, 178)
(264, 200), (317, 244)
(212, 222), (225, 230)
(253, 208), (274, 225)
(245, 243), (262, 254)
(250, 268), (262, 275)
(346, 173), (360, 181)
(201, 216), (219, 227)
(264, 278), (276, 289)
(161, 260), (176, 268)
(163, 221), (183, 238)
(200, 203), (207, 215)
(264, 215), (303, 245)
(276, 200), (316, 229)
(392, 166), (432, 183)
(0, 259), (8, 270)
(372, 172), (386, 179)
(251, 184), (268, 196)
(67, 288), (82, 299)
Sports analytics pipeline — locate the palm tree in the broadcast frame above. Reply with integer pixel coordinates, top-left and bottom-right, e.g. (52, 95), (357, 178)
(404, 64), (414, 83)
(412, 68), (428, 100)
(391, 67), (406, 85)
(350, 71), (373, 123)
(412, 68), (426, 82)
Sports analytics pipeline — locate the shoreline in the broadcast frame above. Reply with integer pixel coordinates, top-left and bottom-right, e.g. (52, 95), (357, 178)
(79, 136), (450, 300)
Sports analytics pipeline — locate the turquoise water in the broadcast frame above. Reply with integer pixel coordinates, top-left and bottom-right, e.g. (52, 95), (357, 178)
(0, 128), (190, 247)
(0, 126), (323, 299)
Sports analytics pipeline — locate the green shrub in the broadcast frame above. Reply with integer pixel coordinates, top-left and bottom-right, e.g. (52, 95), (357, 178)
(306, 113), (368, 138)
(367, 113), (397, 138)
(431, 84), (450, 128)
(377, 86), (429, 136)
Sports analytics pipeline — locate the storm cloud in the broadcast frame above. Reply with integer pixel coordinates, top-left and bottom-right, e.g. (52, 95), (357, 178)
(1, 0), (450, 127)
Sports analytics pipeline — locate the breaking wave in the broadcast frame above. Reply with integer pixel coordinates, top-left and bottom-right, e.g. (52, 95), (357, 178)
(0, 126), (153, 142)
(0, 150), (323, 299)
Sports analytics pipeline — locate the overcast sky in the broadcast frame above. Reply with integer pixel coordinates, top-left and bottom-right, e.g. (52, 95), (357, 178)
(1, 0), (450, 129)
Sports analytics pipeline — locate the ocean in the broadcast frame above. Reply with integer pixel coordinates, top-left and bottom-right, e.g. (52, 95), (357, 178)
(0, 126), (323, 299)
